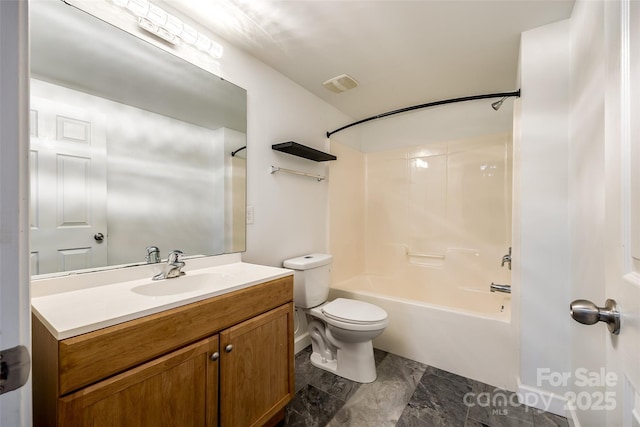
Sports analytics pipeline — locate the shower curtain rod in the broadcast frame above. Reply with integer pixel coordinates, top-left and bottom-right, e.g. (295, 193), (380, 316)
(231, 146), (246, 157)
(326, 89), (521, 138)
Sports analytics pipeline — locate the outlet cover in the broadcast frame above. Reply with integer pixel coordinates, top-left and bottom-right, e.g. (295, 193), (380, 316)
(246, 206), (254, 224)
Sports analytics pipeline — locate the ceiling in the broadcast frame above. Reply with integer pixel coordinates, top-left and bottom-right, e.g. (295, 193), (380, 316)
(167, 0), (575, 121)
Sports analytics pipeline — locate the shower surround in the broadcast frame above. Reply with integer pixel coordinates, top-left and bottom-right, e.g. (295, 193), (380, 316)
(328, 133), (515, 389)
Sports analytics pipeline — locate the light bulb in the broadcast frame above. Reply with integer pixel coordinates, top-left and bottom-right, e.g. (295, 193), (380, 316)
(208, 42), (224, 59)
(165, 15), (183, 36)
(137, 16), (157, 33)
(126, 0), (150, 17)
(138, 17), (179, 45)
(147, 4), (167, 26)
(195, 34), (212, 52)
(156, 27), (179, 45)
(180, 25), (198, 45)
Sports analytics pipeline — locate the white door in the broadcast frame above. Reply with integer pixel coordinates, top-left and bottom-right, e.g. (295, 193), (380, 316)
(602, 0), (640, 425)
(29, 97), (107, 275)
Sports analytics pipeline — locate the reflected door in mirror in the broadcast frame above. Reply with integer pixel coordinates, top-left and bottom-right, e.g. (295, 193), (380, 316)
(29, 97), (107, 275)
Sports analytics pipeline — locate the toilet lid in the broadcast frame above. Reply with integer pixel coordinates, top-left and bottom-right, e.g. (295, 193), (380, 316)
(321, 298), (388, 324)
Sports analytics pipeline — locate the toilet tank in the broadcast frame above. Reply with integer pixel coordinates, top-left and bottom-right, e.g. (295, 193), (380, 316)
(283, 254), (332, 308)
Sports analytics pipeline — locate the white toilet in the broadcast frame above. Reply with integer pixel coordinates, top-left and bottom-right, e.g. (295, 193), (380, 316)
(283, 254), (388, 383)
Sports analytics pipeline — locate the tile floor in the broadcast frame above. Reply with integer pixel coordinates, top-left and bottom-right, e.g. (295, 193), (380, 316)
(283, 346), (570, 427)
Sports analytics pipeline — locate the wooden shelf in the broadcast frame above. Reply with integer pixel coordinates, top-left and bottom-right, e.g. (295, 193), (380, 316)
(272, 141), (337, 162)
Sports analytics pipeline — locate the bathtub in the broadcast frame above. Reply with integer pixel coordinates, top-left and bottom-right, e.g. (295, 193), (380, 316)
(328, 274), (516, 390)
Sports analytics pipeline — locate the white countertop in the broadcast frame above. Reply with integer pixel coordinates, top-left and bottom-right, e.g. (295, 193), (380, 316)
(31, 256), (292, 340)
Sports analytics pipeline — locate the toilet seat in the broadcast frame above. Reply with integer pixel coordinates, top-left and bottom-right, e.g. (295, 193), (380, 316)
(307, 298), (388, 332)
(321, 298), (388, 324)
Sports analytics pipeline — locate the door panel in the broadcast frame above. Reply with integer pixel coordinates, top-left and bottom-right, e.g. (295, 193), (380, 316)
(220, 303), (294, 427)
(58, 336), (219, 427)
(29, 97), (107, 275)
(57, 154), (91, 228)
(57, 248), (92, 272)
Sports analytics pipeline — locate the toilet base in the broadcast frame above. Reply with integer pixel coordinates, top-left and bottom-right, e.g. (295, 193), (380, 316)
(309, 340), (377, 383)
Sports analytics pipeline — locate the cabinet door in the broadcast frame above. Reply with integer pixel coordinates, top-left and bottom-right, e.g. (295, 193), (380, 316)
(58, 335), (219, 427)
(220, 303), (294, 427)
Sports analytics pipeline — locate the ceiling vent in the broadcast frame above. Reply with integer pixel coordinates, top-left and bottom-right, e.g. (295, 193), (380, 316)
(322, 74), (359, 93)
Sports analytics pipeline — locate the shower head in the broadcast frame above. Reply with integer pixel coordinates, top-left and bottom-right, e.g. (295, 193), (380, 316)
(491, 96), (508, 111)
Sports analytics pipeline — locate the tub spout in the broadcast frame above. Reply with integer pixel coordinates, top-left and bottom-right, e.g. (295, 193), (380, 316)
(490, 282), (511, 294)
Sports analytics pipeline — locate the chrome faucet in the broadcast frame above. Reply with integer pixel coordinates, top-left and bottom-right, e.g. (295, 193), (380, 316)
(501, 247), (512, 270)
(152, 250), (186, 280)
(490, 282), (511, 294)
(145, 246), (161, 264)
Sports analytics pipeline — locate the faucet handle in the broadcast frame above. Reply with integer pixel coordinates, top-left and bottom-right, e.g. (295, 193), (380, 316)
(145, 246), (161, 264)
(168, 250), (184, 263)
(501, 247), (512, 270)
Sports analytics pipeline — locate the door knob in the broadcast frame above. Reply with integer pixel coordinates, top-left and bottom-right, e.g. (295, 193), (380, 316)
(94, 233), (105, 242)
(225, 344), (233, 353)
(570, 299), (620, 335)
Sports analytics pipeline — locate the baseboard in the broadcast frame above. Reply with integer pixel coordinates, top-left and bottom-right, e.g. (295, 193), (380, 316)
(294, 331), (310, 354)
(517, 380), (568, 417)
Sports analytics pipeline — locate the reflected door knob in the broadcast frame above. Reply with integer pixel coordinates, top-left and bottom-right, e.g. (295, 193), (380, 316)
(570, 299), (620, 335)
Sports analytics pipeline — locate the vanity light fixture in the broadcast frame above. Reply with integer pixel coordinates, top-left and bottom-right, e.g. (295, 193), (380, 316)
(111, 0), (224, 58)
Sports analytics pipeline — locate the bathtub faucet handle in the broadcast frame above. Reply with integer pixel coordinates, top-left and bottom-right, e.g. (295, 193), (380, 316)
(501, 247), (512, 270)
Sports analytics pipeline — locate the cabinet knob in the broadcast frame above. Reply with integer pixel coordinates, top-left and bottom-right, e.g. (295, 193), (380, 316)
(210, 352), (220, 361)
(225, 344), (233, 353)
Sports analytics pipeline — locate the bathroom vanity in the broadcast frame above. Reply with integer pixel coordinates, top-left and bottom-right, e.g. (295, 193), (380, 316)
(32, 260), (294, 427)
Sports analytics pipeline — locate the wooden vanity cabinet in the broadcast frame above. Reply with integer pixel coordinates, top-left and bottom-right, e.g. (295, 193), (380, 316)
(33, 276), (294, 427)
(220, 304), (292, 427)
(58, 336), (220, 427)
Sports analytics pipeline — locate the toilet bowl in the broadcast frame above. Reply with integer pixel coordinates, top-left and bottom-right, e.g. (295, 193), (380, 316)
(283, 254), (388, 383)
(305, 298), (388, 382)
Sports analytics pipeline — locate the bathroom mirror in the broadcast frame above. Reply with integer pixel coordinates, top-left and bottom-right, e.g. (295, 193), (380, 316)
(29, 1), (247, 277)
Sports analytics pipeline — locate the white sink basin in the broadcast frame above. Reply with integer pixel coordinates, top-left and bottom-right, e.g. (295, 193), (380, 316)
(131, 272), (234, 297)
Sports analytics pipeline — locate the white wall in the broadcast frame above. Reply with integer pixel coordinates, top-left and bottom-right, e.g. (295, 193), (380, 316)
(329, 132), (512, 287)
(517, 19), (572, 413)
(518, 4), (615, 423)
(569, 1), (606, 425)
(361, 134), (512, 287)
(328, 141), (366, 283)
(237, 66), (356, 266)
